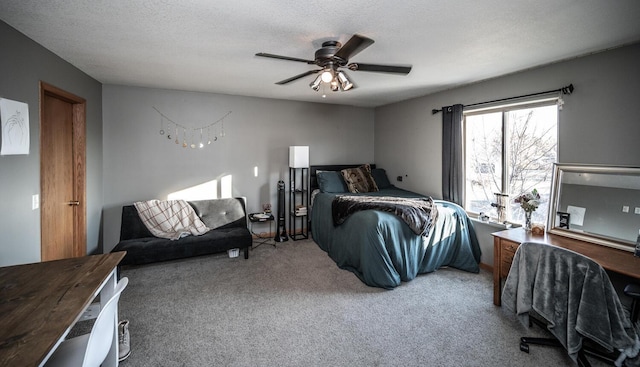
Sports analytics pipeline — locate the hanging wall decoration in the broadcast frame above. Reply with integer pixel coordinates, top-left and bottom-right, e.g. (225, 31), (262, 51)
(152, 106), (231, 149)
(0, 98), (30, 155)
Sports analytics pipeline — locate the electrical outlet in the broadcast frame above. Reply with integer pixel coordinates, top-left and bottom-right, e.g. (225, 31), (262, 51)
(623, 205), (630, 213)
(635, 207), (640, 215)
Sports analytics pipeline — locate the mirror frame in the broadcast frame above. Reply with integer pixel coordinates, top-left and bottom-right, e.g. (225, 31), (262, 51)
(547, 163), (640, 252)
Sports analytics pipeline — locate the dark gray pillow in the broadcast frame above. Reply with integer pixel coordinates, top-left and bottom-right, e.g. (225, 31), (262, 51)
(371, 168), (392, 189)
(317, 171), (348, 193)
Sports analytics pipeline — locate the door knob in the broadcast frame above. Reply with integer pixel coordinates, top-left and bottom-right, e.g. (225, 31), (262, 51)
(68, 200), (80, 206)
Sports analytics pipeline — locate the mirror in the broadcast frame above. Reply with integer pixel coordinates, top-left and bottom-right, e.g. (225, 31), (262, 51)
(547, 163), (640, 252)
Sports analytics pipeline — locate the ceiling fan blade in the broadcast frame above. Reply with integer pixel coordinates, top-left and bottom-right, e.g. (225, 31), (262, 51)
(275, 69), (321, 85)
(255, 52), (315, 64)
(348, 63), (412, 74)
(334, 34), (374, 61)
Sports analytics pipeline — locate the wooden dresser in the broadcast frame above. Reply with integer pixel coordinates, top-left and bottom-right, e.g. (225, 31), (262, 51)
(492, 228), (640, 306)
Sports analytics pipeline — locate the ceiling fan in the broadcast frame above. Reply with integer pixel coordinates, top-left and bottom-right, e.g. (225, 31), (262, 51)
(255, 34), (412, 93)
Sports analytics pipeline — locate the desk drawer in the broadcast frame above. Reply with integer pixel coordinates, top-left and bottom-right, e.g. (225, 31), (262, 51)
(500, 240), (520, 277)
(502, 240), (519, 253)
(501, 253), (515, 277)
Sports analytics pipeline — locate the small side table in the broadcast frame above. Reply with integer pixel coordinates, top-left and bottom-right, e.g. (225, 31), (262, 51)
(248, 213), (275, 248)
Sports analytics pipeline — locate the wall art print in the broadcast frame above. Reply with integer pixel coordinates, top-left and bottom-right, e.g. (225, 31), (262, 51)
(0, 98), (30, 155)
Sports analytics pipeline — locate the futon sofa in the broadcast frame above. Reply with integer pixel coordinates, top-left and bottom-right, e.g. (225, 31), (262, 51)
(112, 198), (252, 265)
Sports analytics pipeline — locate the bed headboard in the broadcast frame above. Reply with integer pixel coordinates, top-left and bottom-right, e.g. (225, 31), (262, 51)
(310, 164), (376, 192)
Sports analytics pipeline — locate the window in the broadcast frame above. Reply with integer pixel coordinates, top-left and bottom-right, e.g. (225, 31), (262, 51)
(464, 100), (558, 224)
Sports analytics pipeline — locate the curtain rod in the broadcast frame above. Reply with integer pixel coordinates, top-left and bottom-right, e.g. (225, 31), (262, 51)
(431, 83), (574, 114)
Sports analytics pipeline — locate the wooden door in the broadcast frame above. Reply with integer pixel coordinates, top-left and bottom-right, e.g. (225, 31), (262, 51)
(40, 82), (86, 261)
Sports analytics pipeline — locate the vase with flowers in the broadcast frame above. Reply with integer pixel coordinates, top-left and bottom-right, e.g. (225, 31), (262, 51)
(513, 189), (540, 232)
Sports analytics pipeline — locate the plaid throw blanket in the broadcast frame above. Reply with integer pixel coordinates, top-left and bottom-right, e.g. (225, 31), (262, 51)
(134, 200), (210, 240)
(332, 195), (439, 236)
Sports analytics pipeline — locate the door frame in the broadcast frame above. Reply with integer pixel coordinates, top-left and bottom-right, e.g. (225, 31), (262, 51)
(39, 81), (87, 259)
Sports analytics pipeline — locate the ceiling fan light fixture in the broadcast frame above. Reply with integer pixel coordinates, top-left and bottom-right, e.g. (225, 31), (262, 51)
(337, 71), (353, 91)
(309, 75), (322, 91)
(330, 79), (339, 92)
(320, 69), (334, 83)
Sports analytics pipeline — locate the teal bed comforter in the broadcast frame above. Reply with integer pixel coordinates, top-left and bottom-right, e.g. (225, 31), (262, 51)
(311, 187), (481, 289)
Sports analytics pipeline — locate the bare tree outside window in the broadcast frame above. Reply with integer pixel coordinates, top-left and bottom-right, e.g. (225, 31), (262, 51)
(465, 112), (502, 215)
(465, 103), (558, 224)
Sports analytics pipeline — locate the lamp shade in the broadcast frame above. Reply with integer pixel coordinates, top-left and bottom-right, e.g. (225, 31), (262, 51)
(289, 146), (309, 168)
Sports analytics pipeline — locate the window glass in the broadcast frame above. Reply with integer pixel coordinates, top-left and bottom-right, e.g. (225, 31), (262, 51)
(465, 112), (502, 215)
(464, 102), (558, 223)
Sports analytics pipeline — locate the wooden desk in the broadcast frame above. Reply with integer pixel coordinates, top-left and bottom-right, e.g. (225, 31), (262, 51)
(492, 228), (640, 306)
(0, 252), (126, 366)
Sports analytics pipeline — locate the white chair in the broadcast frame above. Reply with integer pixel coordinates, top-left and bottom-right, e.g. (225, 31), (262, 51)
(45, 277), (129, 367)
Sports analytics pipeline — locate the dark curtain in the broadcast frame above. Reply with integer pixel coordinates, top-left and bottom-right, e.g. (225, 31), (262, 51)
(442, 104), (464, 205)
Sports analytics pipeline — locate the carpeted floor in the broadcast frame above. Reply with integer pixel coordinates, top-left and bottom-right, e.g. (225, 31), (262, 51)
(100, 238), (612, 366)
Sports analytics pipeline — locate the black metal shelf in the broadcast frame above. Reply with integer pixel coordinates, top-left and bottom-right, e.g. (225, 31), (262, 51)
(289, 167), (309, 240)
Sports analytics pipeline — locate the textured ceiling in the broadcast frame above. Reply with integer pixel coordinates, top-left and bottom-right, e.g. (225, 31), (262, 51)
(1, 1), (640, 107)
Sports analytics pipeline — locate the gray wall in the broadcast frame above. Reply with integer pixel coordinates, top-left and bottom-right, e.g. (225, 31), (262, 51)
(102, 85), (374, 252)
(0, 21), (103, 266)
(374, 43), (640, 267)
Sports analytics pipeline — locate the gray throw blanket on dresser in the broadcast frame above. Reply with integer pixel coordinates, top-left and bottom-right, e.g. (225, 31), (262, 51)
(332, 195), (438, 236)
(502, 242), (640, 366)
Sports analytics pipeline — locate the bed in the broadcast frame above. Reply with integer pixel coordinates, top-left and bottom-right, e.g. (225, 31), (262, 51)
(309, 164), (482, 289)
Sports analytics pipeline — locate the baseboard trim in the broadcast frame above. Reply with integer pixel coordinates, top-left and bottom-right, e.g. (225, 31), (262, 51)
(479, 262), (493, 273)
(252, 232), (274, 239)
